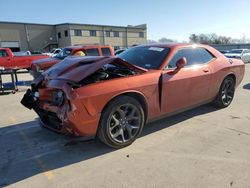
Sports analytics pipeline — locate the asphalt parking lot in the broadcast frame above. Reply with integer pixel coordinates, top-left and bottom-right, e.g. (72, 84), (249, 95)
(0, 65), (250, 188)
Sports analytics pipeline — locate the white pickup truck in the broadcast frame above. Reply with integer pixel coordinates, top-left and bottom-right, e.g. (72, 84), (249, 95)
(43, 48), (61, 57)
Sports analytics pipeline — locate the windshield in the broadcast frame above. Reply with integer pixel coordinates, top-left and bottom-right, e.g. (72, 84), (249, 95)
(118, 46), (170, 69)
(230, 49), (243, 54)
(55, 48), (72, 59)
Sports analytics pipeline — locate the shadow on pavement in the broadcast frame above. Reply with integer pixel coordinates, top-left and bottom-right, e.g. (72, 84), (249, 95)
(0, 104), (219, 187)
(243, 83), (250, 90)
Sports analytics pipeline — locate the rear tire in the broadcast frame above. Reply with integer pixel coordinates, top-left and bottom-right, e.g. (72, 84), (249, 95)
(213, 76), (235, 108)
(97, 96), (145, 149)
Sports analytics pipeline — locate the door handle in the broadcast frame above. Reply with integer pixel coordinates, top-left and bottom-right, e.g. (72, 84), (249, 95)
(203, 69), (209, 73)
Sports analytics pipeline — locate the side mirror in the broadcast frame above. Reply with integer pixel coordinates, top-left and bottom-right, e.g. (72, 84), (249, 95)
(176, 57), (187, 69)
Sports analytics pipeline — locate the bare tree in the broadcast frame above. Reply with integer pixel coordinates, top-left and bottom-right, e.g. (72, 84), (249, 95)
(158, 37), (176, 43)
(189, 33), (231, 44)
(147, 39), (158, 44)
(189, 34), (199, 43)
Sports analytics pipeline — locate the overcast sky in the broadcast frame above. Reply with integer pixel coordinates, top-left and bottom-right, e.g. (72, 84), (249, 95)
(1, 0), (250, 41)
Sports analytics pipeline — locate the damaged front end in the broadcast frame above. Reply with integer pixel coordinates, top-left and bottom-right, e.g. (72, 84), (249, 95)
(21, 77), (75, 134)
(21, 56), (146, 137)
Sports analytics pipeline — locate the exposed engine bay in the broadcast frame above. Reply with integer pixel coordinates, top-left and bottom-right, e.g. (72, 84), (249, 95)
(31, 57), (146, 90)
(78, 64), (139, 85)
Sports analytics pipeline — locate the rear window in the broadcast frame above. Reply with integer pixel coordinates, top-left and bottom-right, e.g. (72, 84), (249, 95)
(55, 48), (72, 60)
(85, 48), (99, 56)
(0, 50), (8, 57)
(101, 48), (112, 56)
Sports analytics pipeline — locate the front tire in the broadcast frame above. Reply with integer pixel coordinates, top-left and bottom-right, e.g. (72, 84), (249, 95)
(213, 76), (235, 108)
(97, 96), (145, 148)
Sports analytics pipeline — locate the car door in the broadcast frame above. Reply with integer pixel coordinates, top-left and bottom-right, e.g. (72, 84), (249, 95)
(0, 49), (12, 68)
(161, 47), (214, 114)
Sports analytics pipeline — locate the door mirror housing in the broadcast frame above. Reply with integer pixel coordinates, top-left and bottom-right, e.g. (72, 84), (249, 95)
(176, 57), (187, 69)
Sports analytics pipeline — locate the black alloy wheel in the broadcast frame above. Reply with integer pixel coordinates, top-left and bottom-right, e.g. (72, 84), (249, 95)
(98, 96), (145, 148)
(213, 76), (235, 108)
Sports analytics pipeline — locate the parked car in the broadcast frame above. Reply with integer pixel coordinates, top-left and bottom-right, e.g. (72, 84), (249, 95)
(31, 51), (43, 55)
(225, 49), (250, 63)
(219, 50), (230, 54)
(43, 48), (61, 57)
(31, 45), (114, 78)
(21, 44), (245, 148)
(0, 48), (49, 70)
(115, 49), (126, 56)
(13, 51), (31, 56)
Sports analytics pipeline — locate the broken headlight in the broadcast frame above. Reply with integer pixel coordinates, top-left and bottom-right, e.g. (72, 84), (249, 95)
(52, 90), (64, 106)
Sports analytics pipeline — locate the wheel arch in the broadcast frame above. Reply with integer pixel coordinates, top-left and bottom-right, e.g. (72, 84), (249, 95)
(215, 73), (236, 96)
(213, 72), (236, 108)
(225, 73), (236, 84)
(101, 91), (148, 122)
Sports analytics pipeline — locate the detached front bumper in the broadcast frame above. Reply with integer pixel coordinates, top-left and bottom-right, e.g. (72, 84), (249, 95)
(21, 87), (100, 138)
(21, 89), (68, 134)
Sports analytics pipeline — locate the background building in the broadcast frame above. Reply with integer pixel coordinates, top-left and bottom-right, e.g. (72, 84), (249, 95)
(0, 21), (147, 52)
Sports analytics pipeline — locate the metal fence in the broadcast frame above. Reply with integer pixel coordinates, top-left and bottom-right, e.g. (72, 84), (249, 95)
(211, 43), (250, 51)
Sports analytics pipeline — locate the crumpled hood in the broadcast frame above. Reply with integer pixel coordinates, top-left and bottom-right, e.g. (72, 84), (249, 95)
(42, 56), (146, 83)
(33, 57), (60, 65)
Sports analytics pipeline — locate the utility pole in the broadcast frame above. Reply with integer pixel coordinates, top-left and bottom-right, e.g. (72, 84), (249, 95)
(24, 24), (31, 51)
(102, 26), (105, 45)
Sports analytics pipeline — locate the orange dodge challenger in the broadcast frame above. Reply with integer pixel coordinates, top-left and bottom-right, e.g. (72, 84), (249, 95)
(21, 44), (245, 148)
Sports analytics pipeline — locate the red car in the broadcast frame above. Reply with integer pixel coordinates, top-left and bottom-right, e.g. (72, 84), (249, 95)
(0, 48), (48, 70)
(31, 45), (114, 78)
(21, 44), (245, 148)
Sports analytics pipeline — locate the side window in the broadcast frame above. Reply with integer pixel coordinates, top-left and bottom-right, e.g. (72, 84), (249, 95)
(191, 48), (214, 65)
(89, 30), (97, 37)
(64, 30), (68, 37)
(57, 32), (61, 39)
(74, 29), (82, 36)
(113, 31), (119, 37)
(167, 49), (187, 68)
(139, 32), (144, 38)
(101, 48), (111, 56)
(85, 48), (99, 56)
(167, 48), (214, 68)
(0, 50), (8, 57)
(106, 31), (111, 37)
